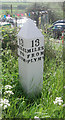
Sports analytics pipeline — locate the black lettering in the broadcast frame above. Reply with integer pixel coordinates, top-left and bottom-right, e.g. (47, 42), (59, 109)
(32, 48), (34, 52)
(19, 56), (27, 62)
(38, 47), (40, 51)
(27, 49), (31, 53)
(40, 51), (44, 55)
(20, 46), (23, 51)
(23, 58), (25, 62)
(32, 40), (34, 47)
(41, 46), (44, 50)
(32, 39), (40, 47)
(35, 47), (37, 52)
(27, 54), (30, 58)
(32, 53), (35, 57)
(24, 49), (27, 52)
(27, 60), (30, 63)
(35, 39), (40, 47)
(34, 58), (37, 62)
(23, 48), (24, 52)
(36, 52), (39, 56)
(38, 57), (41, 61)
(19, 46), (27, 53)
(20, 51), (24, 56)
(32, 48), (37, 52)
(31, 59), (33, 62)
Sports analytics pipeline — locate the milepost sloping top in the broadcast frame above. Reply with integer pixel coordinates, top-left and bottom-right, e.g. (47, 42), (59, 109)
(18, 18), (44, 40)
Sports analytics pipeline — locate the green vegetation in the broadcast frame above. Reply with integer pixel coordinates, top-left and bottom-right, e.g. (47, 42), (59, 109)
(0, 25), (64, 119)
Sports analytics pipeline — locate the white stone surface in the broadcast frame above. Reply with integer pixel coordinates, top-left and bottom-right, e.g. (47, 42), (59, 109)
(17, 18), (44, 96)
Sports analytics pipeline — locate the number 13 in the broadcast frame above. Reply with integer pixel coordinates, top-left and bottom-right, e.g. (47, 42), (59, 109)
(32, 39), (40, 47)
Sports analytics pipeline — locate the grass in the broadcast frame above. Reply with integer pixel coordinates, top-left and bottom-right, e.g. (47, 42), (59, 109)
(1, 26), (64, 119)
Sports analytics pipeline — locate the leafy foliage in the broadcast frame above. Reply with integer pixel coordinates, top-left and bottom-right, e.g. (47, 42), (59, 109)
(2, 26), (17, 49)
(1, 26), (64, 119)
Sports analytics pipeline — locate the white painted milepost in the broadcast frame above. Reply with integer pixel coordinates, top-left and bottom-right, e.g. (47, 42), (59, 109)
(17, 18), (44, 96)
